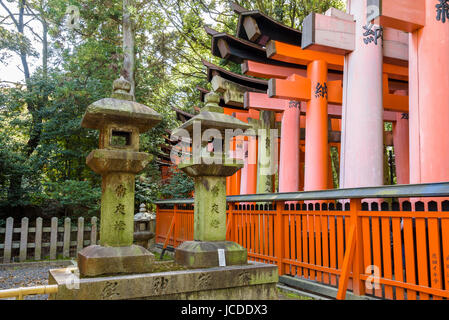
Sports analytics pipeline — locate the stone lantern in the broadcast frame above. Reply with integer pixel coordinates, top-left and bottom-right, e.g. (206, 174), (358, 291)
(77, 77), (162, 277)
(173, 92), (251, 268)
(134, 203), (155, 249)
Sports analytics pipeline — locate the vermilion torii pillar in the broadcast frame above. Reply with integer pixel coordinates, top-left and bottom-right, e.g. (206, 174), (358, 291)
(393, 91), (410, 185)
(232, 111), (258, 195)
(343, 1), (383, 188)
(371, 0), (449, 186)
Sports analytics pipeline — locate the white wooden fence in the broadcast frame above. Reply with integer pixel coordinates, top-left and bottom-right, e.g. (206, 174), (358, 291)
(0, 216), (99, 263)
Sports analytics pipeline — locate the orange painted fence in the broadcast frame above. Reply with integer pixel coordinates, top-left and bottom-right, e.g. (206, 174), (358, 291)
(155, 183), (449, 300)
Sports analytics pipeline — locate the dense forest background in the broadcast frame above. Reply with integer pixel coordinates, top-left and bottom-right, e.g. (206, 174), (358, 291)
(0, 0), (344, 219)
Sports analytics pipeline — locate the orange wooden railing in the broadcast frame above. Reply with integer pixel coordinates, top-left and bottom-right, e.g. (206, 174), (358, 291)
(155, 184), (449, 300)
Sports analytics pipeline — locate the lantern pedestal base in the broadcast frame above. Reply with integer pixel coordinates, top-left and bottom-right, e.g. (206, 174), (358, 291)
(174, 241), (247, 268)
(48, 261), (278, 300)
(77, 244), (155, 277)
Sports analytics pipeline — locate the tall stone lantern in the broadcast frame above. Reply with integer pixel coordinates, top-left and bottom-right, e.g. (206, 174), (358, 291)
(173, 92), (251, 268)
(78, 77), (162, 277)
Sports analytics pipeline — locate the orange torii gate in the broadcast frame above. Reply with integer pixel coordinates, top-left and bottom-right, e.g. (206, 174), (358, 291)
(208, 5), (410, 194)
(264, 31), (408, 192)
(265, 47), (343, 192)
(298, 5), (410, 191)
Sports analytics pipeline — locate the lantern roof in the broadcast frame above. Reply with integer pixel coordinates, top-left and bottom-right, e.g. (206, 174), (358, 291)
(81, 77), (162, 132)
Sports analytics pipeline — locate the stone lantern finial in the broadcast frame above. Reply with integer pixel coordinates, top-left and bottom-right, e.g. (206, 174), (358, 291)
(203, 91), (222, 113)
(204, 91), (220, 104)
(111, 76), (133, 101)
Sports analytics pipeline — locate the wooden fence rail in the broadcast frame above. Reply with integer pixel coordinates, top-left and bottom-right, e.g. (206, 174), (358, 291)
(155, 182), (449, 300)
(0, 216), (98, 263)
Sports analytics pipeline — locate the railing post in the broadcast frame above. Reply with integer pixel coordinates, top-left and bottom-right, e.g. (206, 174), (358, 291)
(275, 201), (285, 275)
(337, 198), (364, 299)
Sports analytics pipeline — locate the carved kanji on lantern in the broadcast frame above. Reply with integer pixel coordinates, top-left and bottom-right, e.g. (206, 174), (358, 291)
(114, 204), (125, 215)
(115, 184), (126, 198)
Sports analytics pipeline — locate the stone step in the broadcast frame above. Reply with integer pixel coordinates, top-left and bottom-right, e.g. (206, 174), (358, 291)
(279, 275), (380, 300)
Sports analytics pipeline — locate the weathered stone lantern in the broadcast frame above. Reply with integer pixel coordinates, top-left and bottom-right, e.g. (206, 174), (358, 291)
(173, 92), (251, 268)
(77, 77), (162, 276)
(134, 203), (155, 249)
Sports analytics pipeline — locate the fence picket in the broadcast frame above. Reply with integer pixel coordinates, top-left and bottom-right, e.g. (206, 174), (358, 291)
(0, 216), (98, 262)
(50, 217), (58, 260)
(302, 214), (309, 279)
(391, 217), (404, 299)
(403, 217), (417, 299)
(428, 218), (442, 299)
(381, 217), (393, 299)
(308, 213), (316, 281)
(315, 213), (322, 283)
(329, 215), (337, 285)
(361, 216), (373, 295)
(77, 217), (84, 254)
(3, 217), (13, 263)
(336, 216), (344, 282)
(415, 218), (429, 299)
(35, 218), (42, 261)
(371, 216), (382, 297)
(91, 217), (97, 245)
(19, 217), (29, 262)
(441, 218), (449, 292)
(295, 214), (303, 278)
(63, 217), (71, 258)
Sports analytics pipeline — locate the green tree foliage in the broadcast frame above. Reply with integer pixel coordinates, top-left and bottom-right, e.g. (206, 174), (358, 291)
(160, 169), (195, 199)
(0, 0), (344, 217)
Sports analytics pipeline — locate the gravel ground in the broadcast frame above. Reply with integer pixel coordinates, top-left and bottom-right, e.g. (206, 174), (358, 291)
(0, 261), (73, 300)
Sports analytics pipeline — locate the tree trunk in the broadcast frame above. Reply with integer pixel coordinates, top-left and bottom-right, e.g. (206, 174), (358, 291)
(5, 0), (47, 205)
(122, 0), (135, 99)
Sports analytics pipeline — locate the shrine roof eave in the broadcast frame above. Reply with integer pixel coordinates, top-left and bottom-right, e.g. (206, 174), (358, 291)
(208, 30), (307, 71)
(209, 31), (344, 76)
(235, 9), (302, 47)
(171, 106), (195, 122)
(202, 60), (268, 92)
